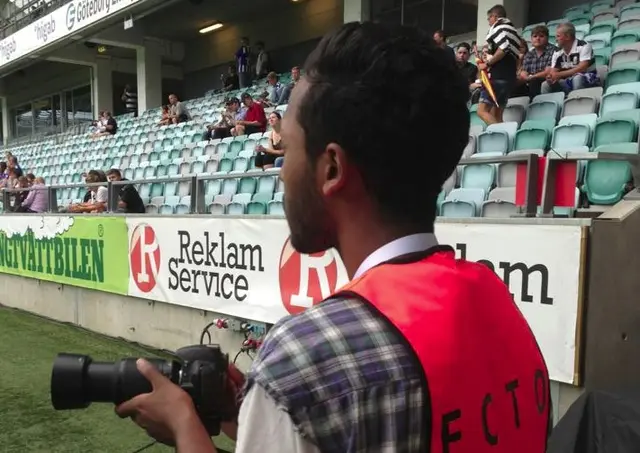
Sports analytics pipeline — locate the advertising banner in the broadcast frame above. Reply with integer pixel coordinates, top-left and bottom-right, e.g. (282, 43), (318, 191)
(126, 217), (586, 385)
(0, 0), (143, 70)
(0, 215), (129, 294)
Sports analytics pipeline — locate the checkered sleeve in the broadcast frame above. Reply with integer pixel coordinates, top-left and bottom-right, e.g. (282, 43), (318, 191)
(243, 297), (427, 453)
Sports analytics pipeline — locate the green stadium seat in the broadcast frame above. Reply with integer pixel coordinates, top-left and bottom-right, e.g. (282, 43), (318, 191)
(440, 188), (486, 218)
(600, 81), (640, 114)
(606, 64), (640, 86)
(460, 154), (496, 192)
(247, 201), (267, 215)
(552, 113), (598, 149)
(583, 142), (638, 204)
(594, 108), (640, 147)
(238, 177), (257, 194)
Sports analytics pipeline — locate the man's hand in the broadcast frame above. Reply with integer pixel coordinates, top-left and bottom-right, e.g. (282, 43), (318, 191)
(477, 61), (488, 71)
(115, 359), (201, 446)
(518, 70), (529, 81)
(546, 68), (560, 84)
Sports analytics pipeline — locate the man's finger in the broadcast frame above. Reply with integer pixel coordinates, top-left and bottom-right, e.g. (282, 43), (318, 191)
(136, 358), (169, 387)
(114, 395), (145, 418)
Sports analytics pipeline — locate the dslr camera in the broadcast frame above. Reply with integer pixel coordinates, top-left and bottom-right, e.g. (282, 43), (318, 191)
(50, 344), (230, 436)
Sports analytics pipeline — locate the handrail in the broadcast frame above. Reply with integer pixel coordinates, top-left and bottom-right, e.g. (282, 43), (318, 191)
(2, 151), (636, 217)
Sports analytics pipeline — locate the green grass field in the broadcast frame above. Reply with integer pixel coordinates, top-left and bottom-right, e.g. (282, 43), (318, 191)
(0, 307), (235, 453)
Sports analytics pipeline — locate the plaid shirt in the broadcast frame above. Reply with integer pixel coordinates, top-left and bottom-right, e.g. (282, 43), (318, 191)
(244, 296), (426, 452)
(522, 44), (557, 76)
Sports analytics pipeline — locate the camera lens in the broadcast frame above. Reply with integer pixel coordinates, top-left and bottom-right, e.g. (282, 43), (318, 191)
(51, 353), (178, 410)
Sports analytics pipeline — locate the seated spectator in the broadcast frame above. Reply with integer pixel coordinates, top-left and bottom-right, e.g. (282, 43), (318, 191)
(11, 176), (30, 212)
(158, 105), (171, 126)
(0, 162), (8, 183)
(517, 25), (556, 98)
(90, 111), (106, 133)
(277, 66), (301, 105)
(18, 177), (47, 213)
(221, 64), (239, 92)
(203, 98), (246, 141)
(263, 72), (284, 107)
(92, 111), (117, 138)
(232, 93), (267, 136)
(106, 168), (145, 213)
(68, 171), (107, 213)
(254, 112), (284, 170)
(455, 43), (481, 101)
(26, 173), (35, 185)
(542, 22), (598, 95)
(168, 94), (190, 124)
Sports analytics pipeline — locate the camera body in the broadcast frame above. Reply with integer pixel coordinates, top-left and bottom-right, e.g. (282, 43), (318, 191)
(51, 344), (230, 436)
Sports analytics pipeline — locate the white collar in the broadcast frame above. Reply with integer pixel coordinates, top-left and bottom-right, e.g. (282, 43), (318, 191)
(353, 233), (438, 279)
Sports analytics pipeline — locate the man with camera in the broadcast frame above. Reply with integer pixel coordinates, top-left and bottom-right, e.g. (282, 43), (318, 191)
(115, 22), (551, 453)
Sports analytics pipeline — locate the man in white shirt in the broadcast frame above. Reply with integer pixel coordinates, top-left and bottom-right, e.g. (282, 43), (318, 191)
(542, 22), (598, 94)
(114, 21), (550, 453)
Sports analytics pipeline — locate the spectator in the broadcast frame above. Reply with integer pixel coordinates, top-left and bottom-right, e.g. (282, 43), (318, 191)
(265, 72), (284, 106)
(456, 42), (481, 102)
(8, 156), (23, 177)
(0, 162), (8, 181)
(542, 22), (598, 95)
(518, 25), (557, 98)
(254, 112), (284, 169)
(90, 111), (106, 133)
(203, 97), (246, 141)
(232, 93), (267, 136)
(433, 29), (455, 60)
(18, 177), (47, 213)
(168, 94), (190, 124)
(92, 111), (117, 137)
(221, 64), (239, 92)
(11, 176), (30, 212)
(236, 37), (252, 89)
(477, 4), (522, 125)
(26, 173), (35, 185)
(121, 85), (138, 117)
(106, 169), (145, 214)
(255, 41), (270, 79)
(277, 66), (301, 105)
(158, 105), (171, 126)
(69, 171), (107, 213)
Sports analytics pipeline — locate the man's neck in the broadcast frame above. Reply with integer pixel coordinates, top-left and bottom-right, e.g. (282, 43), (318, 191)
(562, 40), (575, 53)
(337, 218), (432, 279)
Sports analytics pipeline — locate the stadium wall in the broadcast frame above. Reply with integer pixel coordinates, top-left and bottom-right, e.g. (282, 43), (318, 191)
(181, 0), (342, 94)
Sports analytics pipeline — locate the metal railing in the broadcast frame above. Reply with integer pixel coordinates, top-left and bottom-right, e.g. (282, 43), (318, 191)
(1, 151), (638, 217)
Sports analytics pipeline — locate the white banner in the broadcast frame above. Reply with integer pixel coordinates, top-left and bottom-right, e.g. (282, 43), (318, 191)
(0, 0), (143, 70)
(126, 217), (585, 385)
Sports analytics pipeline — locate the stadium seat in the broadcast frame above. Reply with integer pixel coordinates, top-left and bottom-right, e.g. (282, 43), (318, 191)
(247, 201), (267, 215)
(583, 142), (638, 204)
(460, 154), (496, 192)
(514, 119), (555, 151)
(594, 46), (612, 66)
(620, 3), (640, 21)
(563, 88), (601, 117)
(606, 63), (640, 86)
(268, 201), (285, 215)
(477, 122), (518, 154)
(594, 108), (640, 146)
(600, 81), (640, 115)
(551, 113), (598, 149)
(440, 188), (486, 218)
(610, 43), (640, 68)
(503, 104), (525, 125)
(482, 187), (518, 218)
(528, 92), (565, 121)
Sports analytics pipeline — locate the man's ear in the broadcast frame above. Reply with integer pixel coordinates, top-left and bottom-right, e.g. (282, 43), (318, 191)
(320, 143), (347, 197)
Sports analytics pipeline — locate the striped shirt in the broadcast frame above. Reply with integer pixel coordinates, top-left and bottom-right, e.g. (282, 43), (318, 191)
(550, 39), (595, 72)
(485, 17), (521, 81)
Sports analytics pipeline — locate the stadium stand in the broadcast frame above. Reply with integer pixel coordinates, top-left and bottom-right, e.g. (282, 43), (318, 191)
(0, 1), (638, 220)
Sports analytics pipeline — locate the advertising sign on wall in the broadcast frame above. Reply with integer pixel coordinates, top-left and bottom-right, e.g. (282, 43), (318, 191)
(0, 215), (129, 294)
(126, 217), (586, 385)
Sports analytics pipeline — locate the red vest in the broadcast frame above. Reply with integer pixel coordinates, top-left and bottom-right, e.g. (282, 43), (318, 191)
(337, 250), (550, 453)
